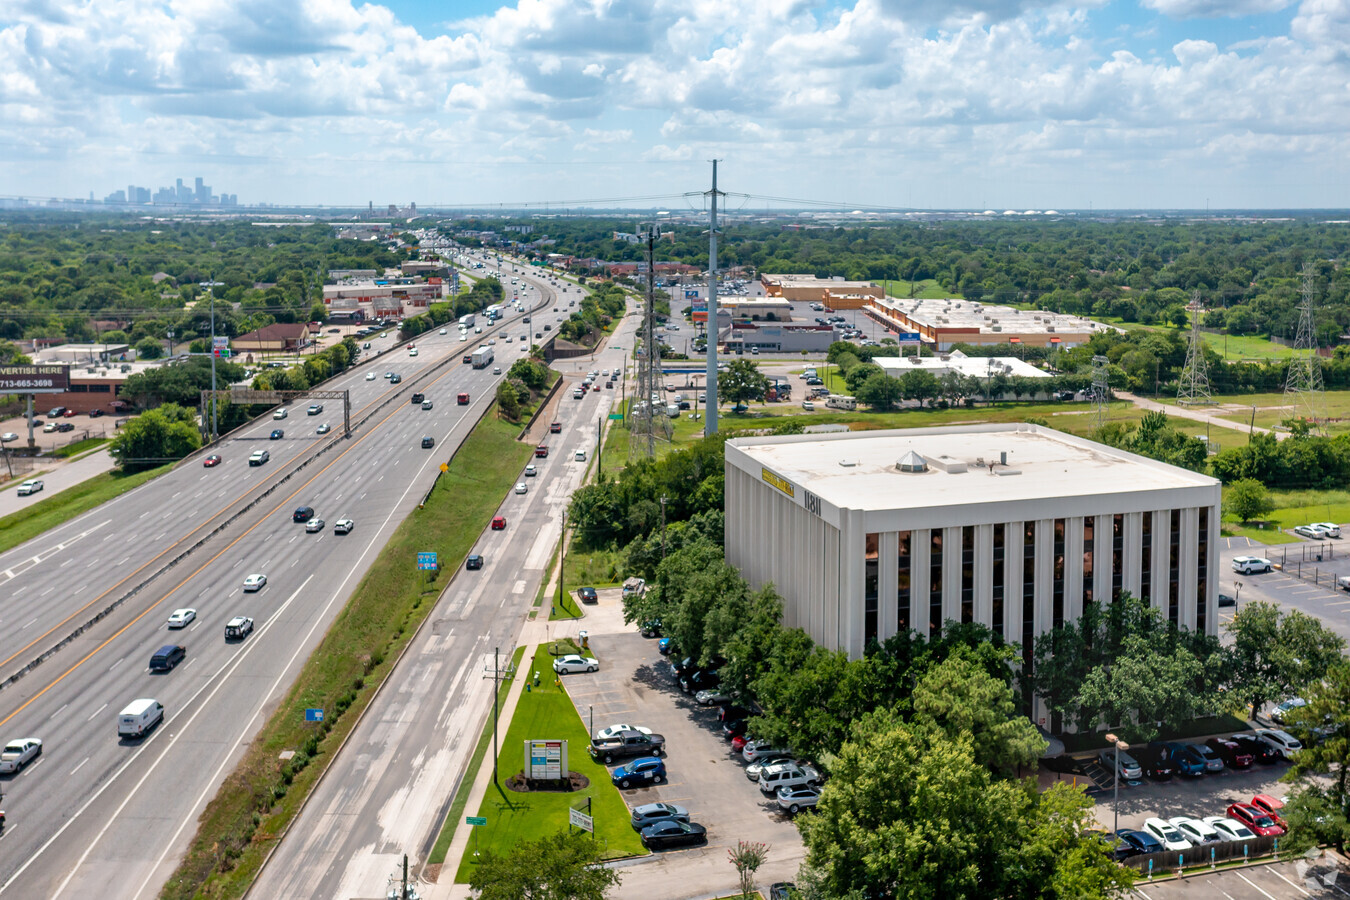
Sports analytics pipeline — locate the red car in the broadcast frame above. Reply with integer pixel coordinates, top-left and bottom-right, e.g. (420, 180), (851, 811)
(731, 734), (751, 753)
(1227, 803), (1286, 836)
(202, 454), (222, 468)
(535, 445), (548, 458)
(1251, 795), (1287, 826)
(549, 422), (562, 433)
(458, 392), (470, 405)
(63, 409), (77, 418)
(491, 515), (506, 530)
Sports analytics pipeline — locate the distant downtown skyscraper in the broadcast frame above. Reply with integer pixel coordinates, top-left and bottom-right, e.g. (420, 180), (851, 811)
(103, 176), (238, 206)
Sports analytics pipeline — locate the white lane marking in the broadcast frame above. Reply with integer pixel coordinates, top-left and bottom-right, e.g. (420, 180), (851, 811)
(109, 657), (124, 671)
(22, 618), (37, 629)
(1266, 866), (1315, 896)
(72, 585), (85, 595)
(138, 511), (148, 520)
(1234, 871), (1282, 900)
(85, 703), (107, 723)
(117, 557), (129, 566)
(47, 704), (67, 720)
(69, 757), (89, 776)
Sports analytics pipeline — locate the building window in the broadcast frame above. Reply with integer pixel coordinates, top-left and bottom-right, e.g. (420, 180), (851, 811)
(898, 531), (911, 634)
(1140, 512), (1153, 602)
(1112, 514), (1124, 602)
(1169, 509), (1182, 624)
(1052, 518), (1065, 629)
(865, 533), (879, 647)
(961, 525), (975, 624)
(1197, 508), (1210, 633)
(992, 524), (1005, 638)
(1083, 517), (1094, 605)
(1022, 522), (1036, 669)
(930, 529), (944, 638)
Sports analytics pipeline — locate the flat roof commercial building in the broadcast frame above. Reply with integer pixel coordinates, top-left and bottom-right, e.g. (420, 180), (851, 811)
(322, 281), (442, 319)
(720, 321), (837, 353)
(724, 424), (1220, 730)
(761, 274), (884, 305)
(864, 297), (1116, 350)
(873, 350), (1048, 381)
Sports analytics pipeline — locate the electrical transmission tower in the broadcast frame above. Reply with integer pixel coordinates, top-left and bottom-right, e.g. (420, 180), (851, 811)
(1284, 263), (1325, 433)
(1176, 291), (1214, 407)
(1090, 354), (1110, 431)
(629, 224), (671, 459)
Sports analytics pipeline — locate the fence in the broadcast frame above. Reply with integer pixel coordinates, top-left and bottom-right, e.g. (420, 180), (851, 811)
(1123, 835), (1279, 876)
(1279, 542), (1341, 590)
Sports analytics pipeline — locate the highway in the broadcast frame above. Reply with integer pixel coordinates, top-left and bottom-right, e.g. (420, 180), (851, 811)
(245, 287), (641, 898)
(0, 258), (576, 897)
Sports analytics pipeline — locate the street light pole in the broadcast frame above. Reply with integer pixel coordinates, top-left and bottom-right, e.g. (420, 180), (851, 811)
(1106, 732), (1128, 837)
(209, 278), (218, 442)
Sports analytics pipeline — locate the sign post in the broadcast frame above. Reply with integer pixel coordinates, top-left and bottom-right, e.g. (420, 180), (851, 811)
(304, 708), (324, 723)
(465, 815), (486, 856)
(568, 806), (594, 833)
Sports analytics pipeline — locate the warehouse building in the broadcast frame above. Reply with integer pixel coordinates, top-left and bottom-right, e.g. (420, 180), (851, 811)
(864, 297), (1115, 350)
(761, 274), (884, 306)
(724, 424), (1220, 729)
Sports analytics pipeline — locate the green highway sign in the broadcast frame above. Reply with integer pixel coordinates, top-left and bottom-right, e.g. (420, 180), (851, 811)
(466, 816), (487, 826)
(608, 413), (623, 420)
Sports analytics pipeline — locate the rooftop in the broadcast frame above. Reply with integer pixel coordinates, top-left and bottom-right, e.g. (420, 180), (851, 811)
(727, 423), (1216, 512)
(762, 273), (879, 289)
(873, 350), (1048, 379)
(870, 297), (1116, 337)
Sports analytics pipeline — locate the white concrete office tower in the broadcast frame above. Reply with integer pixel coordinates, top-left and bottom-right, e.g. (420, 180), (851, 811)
(724, 424), (1220, 724)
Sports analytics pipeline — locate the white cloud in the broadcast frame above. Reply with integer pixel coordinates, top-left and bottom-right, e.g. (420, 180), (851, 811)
(1140, 0), (1294, 17)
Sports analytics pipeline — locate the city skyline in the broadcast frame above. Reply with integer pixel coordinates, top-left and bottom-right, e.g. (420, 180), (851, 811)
(3, 0), (1350, 210)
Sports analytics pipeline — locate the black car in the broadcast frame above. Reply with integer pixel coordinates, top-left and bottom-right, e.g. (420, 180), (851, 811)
(292, 506), (315, 523)
(681, 668), (721, 694)
(1218, 593), (1236, 607)
(721, 718), (748, 740)
(149, 644), (186, 672)
(769, 884), (798, 900)
(578, 587), (598, 604)
(466, 554), (484, 570)
(1115, 829), (1163, 857)
(639, 620), (662, 638)
(56, 422), (74, 432)
(1232, 734), (1281, 764)
(421, 436), (435, 449)
(270, 429), (284, 439)
(640, 820), (707, 850)
(1206, 736), (1255, 768)
(1133, 744), (1175, 780)
(719, 704), (750, 724)
(670, 657), (697, 680)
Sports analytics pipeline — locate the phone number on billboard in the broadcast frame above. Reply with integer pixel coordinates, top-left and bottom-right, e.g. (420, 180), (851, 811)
(0, 380), (59, 389)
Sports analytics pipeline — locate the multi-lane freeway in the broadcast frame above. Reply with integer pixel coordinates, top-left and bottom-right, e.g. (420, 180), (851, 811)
(0, 261), (579, 897)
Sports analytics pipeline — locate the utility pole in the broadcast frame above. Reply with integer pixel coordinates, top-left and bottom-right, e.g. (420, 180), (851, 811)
(704, 160), (723, 435)
(660, 495), (668, 560)
(560, 510), (567, 612)
(209, 276), (218, 441)
(493, 646), (500, 790)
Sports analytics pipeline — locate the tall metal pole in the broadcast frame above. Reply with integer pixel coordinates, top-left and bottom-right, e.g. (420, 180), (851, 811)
(493, 646), (500, 790)
(704, 160), (722, 435)
(209, 279), (218, 441)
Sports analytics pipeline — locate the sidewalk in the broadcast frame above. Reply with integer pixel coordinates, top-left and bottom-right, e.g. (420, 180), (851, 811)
(0, 447), (117, 518)
(1117, 390), (1285, 441)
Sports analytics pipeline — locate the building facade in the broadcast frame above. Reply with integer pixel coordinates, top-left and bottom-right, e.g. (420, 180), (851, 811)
(724, 424), (1221, 729)
(864, 297), (1116, 350)
(322, 280), (441, 319)
(761, 274), (884, 303)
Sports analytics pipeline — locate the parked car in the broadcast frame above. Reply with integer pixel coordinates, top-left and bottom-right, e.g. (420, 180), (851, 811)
(1250, 794), (1287, 826)
(695, 690), (733, 706)
(591, 730), (664, 763)
(777, 785), (822, 814)
(1142, 817), (1192, 851)
(1232, 733), (1282, 764)
(630, 802), (689, 830)
(639, 819), (706, 850)
(594, 724), (652, 741)
(1271, 697), (1307, 724)
(1206, 736), (1254, 768)
(1097, 748), (1142, 780)
(680, 668), (720, 695)
(721, 719), (749, 740)
(1188, 742), (1226, 772)
(1232, 556), (1272, 574)
(1312, 522), (1341, 538)
(1294, 524), (1330, 539)
(744, 741), (791, 763)
(1203, 816), (1256, 842)
(1114, 829), (1163, 857)
(1226, 803), (1286, 836)
(1163, 742), (1207, 777)
(1134, 744), (1176, 780)
(553, 654), (599, 675)
(611, 756), (666, 789)
(1169, 816), (1220, 845)
(1255, 728), (1302, 760)
(577, 587), (598, 604)
(758, 762), (821, 794)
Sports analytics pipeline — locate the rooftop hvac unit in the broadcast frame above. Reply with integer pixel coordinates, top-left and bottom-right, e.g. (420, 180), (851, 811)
(992, 325), (1002, 332)
(1046, 326), (1056, 332)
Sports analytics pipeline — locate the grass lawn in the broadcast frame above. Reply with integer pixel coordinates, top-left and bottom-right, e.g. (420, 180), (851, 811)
(52, 436), (110, 459)
(1154, 389), (1350, 437)
(454, 646), (646, 882)
(1218, 487), (1350, 544)
(163, 406), (534, 900)
(0, 464), (171, 555)
(1202, 332), (1296, 361)
(428, 646), (527, 865)
(882, 278), (959, 300)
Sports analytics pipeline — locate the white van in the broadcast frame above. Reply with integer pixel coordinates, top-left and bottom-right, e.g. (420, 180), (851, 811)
(118, 698), (164, 738)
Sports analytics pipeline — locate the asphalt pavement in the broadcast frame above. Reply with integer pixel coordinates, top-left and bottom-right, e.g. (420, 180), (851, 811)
(0, 267), (557, 898)
(0, 446), (118, 519)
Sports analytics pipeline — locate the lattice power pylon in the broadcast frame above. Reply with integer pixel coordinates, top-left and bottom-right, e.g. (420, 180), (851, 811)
(1284, 262), (1325, 433)
(628, 224), (671, 459)
(1091, 354), (1110, 431)
(1177, 291), (1214, 407)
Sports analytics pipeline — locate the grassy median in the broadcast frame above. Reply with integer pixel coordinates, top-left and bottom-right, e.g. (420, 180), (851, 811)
(159, 405), (533, 900)
(453, 645), (645, 883)
(0, 464), (170, 555)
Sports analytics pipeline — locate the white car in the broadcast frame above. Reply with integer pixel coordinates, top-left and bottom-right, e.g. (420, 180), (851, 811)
(1294, 524), (1329, 539)
(1232, 556), (1272, 574)
(776, 784), (821, 814)
(333, 518), (354, 534)
(574, 449), (587, 462)
(515, 482), (528, 494)
(1312, 522), (1341, 538)
(16, 479), (44, 496)
(0, 432), (17, 442)
(366, 372), (377, 381)
(523, 463), (537, 477)
(1142, 817), (1193, 851)
(167, 608), (197, 629)
(0, 738), (43, 773)
(1169, 816), (1220, 845)
(743, 741), (789, 763)
(409, 348), (419, 357)
(552, 654), (598, 674)
(594, 724), (653, 740)
(43, 422), (57, 433)
(243, 573), (267, 592)
(439, 328), (447, 335)
(1255, 728), (1302, 759)
(305, 518), (325, 533)
(1203, 816), (1256, 842)
(273, 409), (288, 420)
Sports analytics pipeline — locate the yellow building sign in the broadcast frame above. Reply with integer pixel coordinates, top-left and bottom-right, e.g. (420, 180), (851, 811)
(761, 468), (795, 498)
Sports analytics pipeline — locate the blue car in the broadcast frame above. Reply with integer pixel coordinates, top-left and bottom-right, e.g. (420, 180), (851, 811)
(1115, 829), (1164, 859)
(1165, 742), (1207, 777)
(611, 756), (666, 789)
(658, 637), (674, 655)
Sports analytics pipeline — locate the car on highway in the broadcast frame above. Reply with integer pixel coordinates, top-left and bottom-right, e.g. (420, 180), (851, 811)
(16, 479), (43, 496)
(552, 654), (599, 674)
(1203, 816), (1256, 842)
(630, 802), (689, 830)
(334, 518), (354, 534)
(439, 328), (447, 335)
(1312, 521), (1341, 537)
(777, 785), (821, 814)
(639, 819), (706, 850)
(1294, 524), (1330, 539)
(421, 436), (434, 449)
(308, 403), (323, 415)
(523, 463), (537, 477)
(385, 371), (394, 379)
(465, 554), (483, 570)
(0, 738), (43, 774)
(1226, 803), (1285, 836)
(515, 482), (528, 494)
(248, 450), (269, 466)
(305, 518), (326, 533)
(577, 587), (598, 604)
(421, 400), (433, 410)
(1232, 555), (1272, 574)
(366, 372), (377, 380)
(491, 515), (506, 530)
(270, 429), (284, 440)
(293, 506), (315, 522)
(535, 444), (548, 458)
(550, 422), (562, 433)
(594, 724), (652, 740)
(0, 432), (18, 442)
(202, 454), (222, 467)
(457, 392), (470, 405)
(574, 449), (586, 462)
(390, 374), (401, 384)
(612, 757), (666, 789)
(225, 616), (254, 641)
(149, 644), (187, 672)
(243, 573), (267, 592)
(273, 408), (288, 420)
(409, 348), (419, 357)
(167, 608), (196, 629)
(316, 423), (331, 434)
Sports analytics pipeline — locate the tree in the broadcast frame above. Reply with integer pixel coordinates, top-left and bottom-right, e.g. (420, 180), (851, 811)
(135, 336), (164, 360)
(1280, 661), (1350, 855)
(1224, 478), (1274, 523)
(719, 359), (770, 405)
(855, 372), (903, 409)
(728, 840), (769, 899)
(1226, 601), (1346, 720)
(899, 368), (939, 406)
(467, 829), (621, 900)
(108, 404), (202, 472)
(496, 381), (522, 420)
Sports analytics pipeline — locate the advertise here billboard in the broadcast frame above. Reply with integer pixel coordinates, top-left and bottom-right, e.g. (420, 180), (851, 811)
(0, 364), (70, 394)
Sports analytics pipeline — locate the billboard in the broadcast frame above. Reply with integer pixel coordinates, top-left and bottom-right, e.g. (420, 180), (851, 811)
(524, 739), (568, 780)
(0, 364), (70, 394)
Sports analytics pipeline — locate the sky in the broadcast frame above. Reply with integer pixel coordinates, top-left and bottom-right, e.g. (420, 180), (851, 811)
(3, 0), (1350, 210)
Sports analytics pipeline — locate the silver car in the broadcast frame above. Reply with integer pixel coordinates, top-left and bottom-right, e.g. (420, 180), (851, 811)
(1097, 748), (1142, 780)
(630, 802), (689, 830)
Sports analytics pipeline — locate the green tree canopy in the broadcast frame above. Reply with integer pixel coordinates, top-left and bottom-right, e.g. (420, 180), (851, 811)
(108, 403), (201, 472)
(1226, 600), (1345, 718)
(1224, 478), (1275, 523)
(467, 830), (621, 900)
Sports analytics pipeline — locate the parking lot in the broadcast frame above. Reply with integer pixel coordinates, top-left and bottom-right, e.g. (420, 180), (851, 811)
(1218, 537), (1350, 648)
(555, 592), (805, 899)
(1131, 854), (1349, 899)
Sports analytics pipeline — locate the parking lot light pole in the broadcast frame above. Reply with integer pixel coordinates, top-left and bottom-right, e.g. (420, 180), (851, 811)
(1106, 733), (1128, 837)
